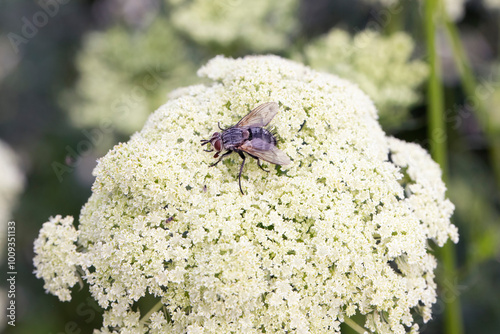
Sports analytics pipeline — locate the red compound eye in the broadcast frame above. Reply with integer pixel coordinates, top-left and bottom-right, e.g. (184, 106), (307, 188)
(214, 139), (222, 151)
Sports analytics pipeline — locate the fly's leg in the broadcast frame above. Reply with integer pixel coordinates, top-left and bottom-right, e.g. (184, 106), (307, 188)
(256, 158), (270, 173)
(209, 150), (232, 167)
(237, 151), (246, 195)
(248, 153), (269, 173)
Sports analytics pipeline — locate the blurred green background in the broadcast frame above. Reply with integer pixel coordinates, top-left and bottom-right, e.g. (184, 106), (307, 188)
(1, 0), (499, 333)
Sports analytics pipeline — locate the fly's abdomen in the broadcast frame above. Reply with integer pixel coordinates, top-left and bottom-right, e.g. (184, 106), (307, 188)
(248, 127), (277, 145)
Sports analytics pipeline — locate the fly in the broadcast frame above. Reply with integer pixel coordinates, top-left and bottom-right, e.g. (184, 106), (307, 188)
(201, 102), (291, 194)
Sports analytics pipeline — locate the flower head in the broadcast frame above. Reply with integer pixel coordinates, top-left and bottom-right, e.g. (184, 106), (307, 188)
(295, 29), (428, 130)
(35, 55), (457, 333)
(33, 215), (82, 302)
(62, 18), (197, 139)
(169, 0), (299, 52)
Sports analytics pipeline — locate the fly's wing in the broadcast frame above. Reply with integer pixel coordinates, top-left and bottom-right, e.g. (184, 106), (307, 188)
(240, 139), (291, 165)
(236, 102), (279, 128)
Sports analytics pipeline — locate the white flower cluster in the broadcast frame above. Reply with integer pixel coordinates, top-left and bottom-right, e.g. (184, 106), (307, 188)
(33, 215), (82, 302)
(62, 19), (196, 140)
(169, 0), (299, 52)
(296, 29), (428, 130)
(34, 55), (458, 333)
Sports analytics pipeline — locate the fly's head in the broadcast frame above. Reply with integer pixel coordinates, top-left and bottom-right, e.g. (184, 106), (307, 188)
(201, 132), (223, 157)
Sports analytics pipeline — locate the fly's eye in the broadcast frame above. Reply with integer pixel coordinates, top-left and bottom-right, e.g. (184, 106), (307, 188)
(213, 139), (222, 151)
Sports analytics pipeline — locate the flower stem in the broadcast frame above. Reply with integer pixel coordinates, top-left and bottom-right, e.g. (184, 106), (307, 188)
(344, 317), (367, 334)
(424, 0), (446, 171)
(424, 1), (464, 334)
(139, 300), (164, 325)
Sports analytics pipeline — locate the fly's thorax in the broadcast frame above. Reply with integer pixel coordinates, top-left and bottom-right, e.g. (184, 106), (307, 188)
(248, 127), (277, 145)
(221, 127), (249, 149)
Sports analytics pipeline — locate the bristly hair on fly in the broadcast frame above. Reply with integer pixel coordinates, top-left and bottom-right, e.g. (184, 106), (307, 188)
(267, 126), (281, 142)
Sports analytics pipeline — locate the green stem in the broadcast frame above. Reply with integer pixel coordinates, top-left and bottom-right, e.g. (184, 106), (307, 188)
(425, 0), (447, 172)
(344, 317), (367, 334)
(424, 2), (463, 334)
(139, 300), (164, 325)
